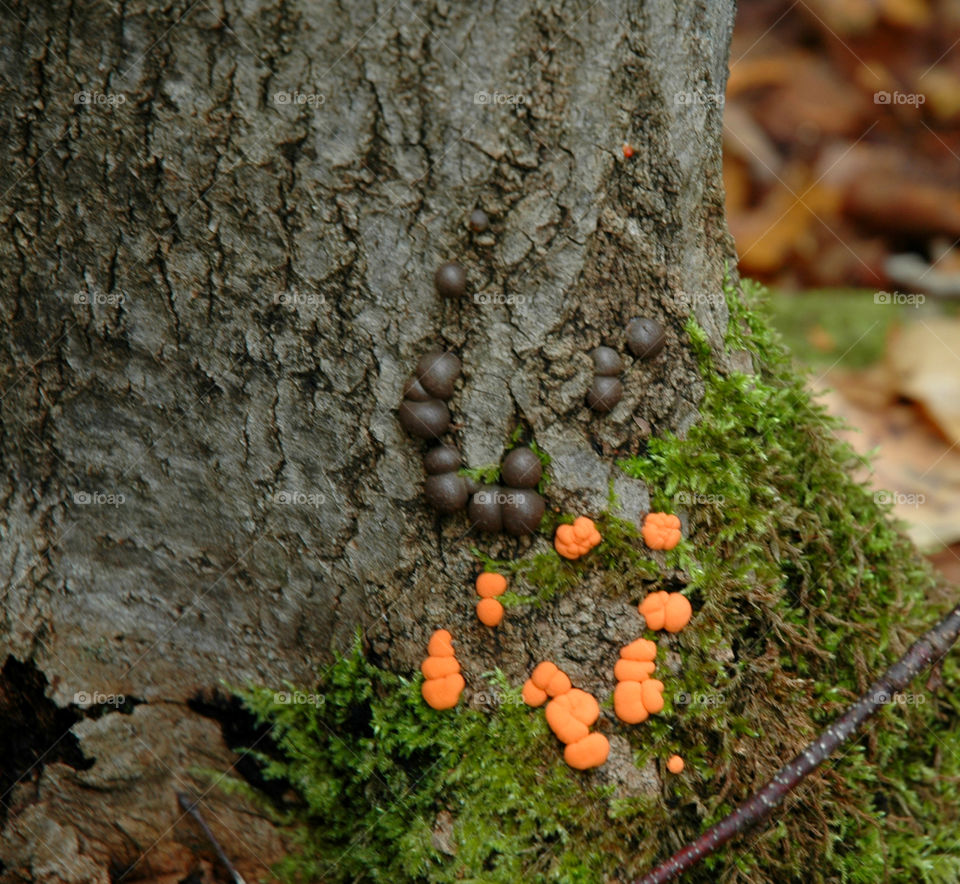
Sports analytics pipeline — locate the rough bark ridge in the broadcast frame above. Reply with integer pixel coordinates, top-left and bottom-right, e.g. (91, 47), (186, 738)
(0, 0), (735, 879)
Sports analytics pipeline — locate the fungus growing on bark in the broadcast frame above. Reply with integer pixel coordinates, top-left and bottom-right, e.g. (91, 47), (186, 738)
(586, 375), (623, 412)
(667, 754), (685, 774)
(421, 629), (465, 709)
(416, 351), (461, 400)
(398, 398), (450, 440)
(476, 597), (504, 627)
(639, 591), (693, 632)
(475, 572), (507, 598)
(424, 473), (468, 513)
(554, 516), (602, 559)
(501, 488), (545, 536)
(500, 447), (542, 488)
(626, 317), (666, 359)
(564, 732), (610, 770)
(424, 444), (461, 474)
(468, 208), (489, 232)
(434, 261), (466, 298)
(468, 486), (503, 533)
(642, 512), (682, 550)
(592, 346), (623, 376)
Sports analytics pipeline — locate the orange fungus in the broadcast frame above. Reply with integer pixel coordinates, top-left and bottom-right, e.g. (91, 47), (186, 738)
(475, 572), (507, 598)
(564, 733), (610, 770)
(554, 516), (603, 559)
(642, 512), (681, 550)
(667, 754), (685, 774)
(476, 597), (504, 627)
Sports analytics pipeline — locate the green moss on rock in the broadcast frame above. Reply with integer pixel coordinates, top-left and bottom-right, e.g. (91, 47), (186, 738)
(224, 279), (960, 883)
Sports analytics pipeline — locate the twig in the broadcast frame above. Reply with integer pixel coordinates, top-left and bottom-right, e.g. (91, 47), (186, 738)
(177, 791), (248, 884)
(636, 599), (960, 884)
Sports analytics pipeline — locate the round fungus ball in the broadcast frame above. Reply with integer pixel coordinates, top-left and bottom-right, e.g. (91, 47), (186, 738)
(424, 473), (468, 513)
(416, 351), (462, 400)
(468, 208), (489, 232)
(403, 375), (432, 401)
(501, 488), (545, 536)
(434, 261), (466, 299)
(424, 444), (461, 475)
(626, 317), (666, 360)
(468, 486), (503, 533)
(592, 346), (623, 376)
(667, 754), (685, 774)
(398, 398), (450, 440)
(500, 447), (542, 488)
(586, 375), (623, 413)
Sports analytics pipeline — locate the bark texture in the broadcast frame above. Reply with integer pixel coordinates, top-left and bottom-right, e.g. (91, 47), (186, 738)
(0, 0), (736, 879)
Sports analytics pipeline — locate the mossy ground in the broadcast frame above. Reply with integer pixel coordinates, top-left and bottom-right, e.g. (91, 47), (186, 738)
(224, 279), (960, 883)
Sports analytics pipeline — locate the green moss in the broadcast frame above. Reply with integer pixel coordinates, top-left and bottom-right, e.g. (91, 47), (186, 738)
(222, 277), (960, 883)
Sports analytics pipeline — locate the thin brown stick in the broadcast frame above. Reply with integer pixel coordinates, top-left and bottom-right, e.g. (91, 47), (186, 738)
(636, 599), (960, 884)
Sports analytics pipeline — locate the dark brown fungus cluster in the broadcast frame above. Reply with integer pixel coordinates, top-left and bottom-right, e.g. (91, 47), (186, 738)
(398, 350), (461, 440)
(467, 446), (545, 537)
(423, 444), (468, 514)
(586, 346), (624, 413)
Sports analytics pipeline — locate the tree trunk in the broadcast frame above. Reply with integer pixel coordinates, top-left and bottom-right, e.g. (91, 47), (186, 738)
(0, 0), (737, 880)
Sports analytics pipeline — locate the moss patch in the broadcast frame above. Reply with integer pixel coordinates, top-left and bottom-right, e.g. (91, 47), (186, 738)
(222, 279), (960, 883)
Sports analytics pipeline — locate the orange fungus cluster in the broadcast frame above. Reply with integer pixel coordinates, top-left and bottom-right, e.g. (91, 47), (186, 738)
(554, 516), (602, 559)
(420, 630), (465, 709)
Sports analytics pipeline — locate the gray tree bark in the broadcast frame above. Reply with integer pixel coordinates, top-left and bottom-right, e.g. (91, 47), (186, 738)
(0, 0), (736, 879)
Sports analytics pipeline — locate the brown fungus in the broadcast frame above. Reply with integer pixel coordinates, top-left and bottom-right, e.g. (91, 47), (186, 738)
(398, 398), (450, 440)
(468, 209), (489, 232)
(592, 346), (623, 376)
(586, 375), (623, 412)
(467, 486), (503, 533)
(626, 317), (666, 360)
(424, 444), (461, 475)
(501, 488), (545, 536)
(500, 446), (542, 489)
(416, 351), (462, 400)
(424, 473), (468, 513)
(434, 261), (466, 299)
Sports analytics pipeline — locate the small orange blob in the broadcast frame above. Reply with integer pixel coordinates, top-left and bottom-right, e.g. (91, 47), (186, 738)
(427, 629), (455, 657)
(642, 512), (682, 550)
(545, 695), (590, 744)
(545, 670), (573, 697)
(614, 659), (656, 682)
(530, 661), (560, 690)
(614, 681), (649, 724)
(622, 143), (635, 159)
(566, 688), (600, 727)
(664, 593), (692, 632)
(620, 638), (658, 662)
(476, 572), (507, 598)
(554, 516), (603, 559)
(667, 754), (685, 774)
(421, 672), (465, 710)
(639, 591), (692, 632)
(641, 678), (665, 714)
(421, 656), (461, 680)
(476, 597), (504, 627)
(522, 678), (548, 707)
(564, 732), (610, 770)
